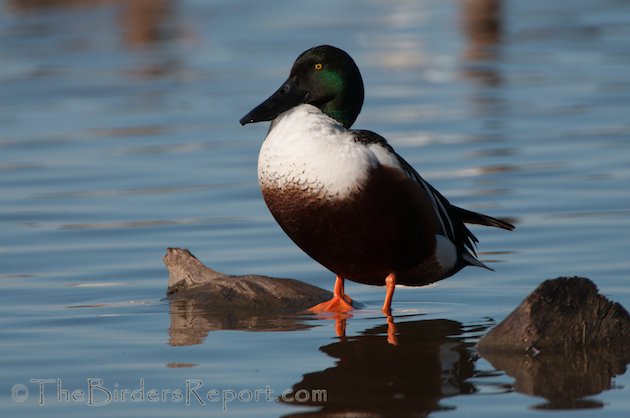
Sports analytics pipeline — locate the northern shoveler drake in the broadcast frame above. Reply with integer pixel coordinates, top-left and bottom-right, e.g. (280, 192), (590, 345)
(240, 45), (514, 315)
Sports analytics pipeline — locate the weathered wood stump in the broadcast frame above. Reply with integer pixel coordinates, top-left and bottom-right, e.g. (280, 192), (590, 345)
(163, 248), (333, 344)
(477, 277), (630, 409)
(478, 276), (630, 353)
(165, 247), (332, 312)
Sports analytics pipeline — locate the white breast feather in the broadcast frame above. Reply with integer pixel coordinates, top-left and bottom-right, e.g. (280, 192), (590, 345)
(258, 104), (403, 199)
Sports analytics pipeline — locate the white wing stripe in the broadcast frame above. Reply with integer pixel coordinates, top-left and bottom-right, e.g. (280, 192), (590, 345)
(397, 156), (456, 242)
(417, 179), (448, 234)
(432, 188), (455, 238)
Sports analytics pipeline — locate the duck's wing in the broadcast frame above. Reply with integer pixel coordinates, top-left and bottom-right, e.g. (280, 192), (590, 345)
(353, 130), (513, 260)
(396, 155), (480, 254)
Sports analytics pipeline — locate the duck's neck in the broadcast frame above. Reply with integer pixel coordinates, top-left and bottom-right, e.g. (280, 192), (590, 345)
(318, 73), (364, 128)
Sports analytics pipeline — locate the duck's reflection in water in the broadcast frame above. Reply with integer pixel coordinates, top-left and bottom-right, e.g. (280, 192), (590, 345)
(168, 297), (630, 414)
(167, 299), (487, 415)
(281, 318), (484, 418)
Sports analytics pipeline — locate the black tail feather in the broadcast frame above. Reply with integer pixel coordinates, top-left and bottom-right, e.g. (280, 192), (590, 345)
(452, 206), (515, 231)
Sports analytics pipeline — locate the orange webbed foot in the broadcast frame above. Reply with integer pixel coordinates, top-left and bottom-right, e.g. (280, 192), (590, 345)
(307, 295), (354, 313)
(307, 276), (354, 313)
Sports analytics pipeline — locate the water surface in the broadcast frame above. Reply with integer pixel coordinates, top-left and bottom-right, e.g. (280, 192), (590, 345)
(2, 0), (630, 416)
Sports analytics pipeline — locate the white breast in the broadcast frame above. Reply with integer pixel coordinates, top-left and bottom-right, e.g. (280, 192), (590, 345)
(258, 104), (396, 199)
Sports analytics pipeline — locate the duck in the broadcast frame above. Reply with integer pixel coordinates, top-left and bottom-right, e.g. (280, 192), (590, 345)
(240, 45), (514, 315)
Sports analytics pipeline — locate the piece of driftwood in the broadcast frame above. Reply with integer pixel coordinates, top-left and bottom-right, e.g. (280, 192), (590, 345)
(477, 277), (630, 409)
(477, 276), (630, 353)
(164, 248), (334, 345)
(164, 247), (332, 313)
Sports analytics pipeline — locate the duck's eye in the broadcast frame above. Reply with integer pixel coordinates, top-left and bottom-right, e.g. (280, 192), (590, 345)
(314, 63), (323, 71)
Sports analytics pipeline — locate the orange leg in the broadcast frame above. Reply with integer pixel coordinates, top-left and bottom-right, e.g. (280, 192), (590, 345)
(386, 314), (399, 346)
(307, 276), (353, 313)
(382, 273), (398, 344)
(334, 316), (348, 341)
(382, 272), (396, 315)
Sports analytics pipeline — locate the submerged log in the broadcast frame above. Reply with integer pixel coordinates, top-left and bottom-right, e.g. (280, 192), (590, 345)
(477, 276), (630, 353)
(164, 247), (332, 313)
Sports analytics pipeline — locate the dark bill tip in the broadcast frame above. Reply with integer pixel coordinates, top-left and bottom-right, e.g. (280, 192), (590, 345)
(238, 77), (304, 127)
(239, 115), (254, 126)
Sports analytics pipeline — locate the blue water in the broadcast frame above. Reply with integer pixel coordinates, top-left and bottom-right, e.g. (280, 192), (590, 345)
(2, 0), (630, 416)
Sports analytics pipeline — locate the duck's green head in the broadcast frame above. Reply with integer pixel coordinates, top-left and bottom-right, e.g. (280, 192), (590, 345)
(240, 45), (365, 129)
